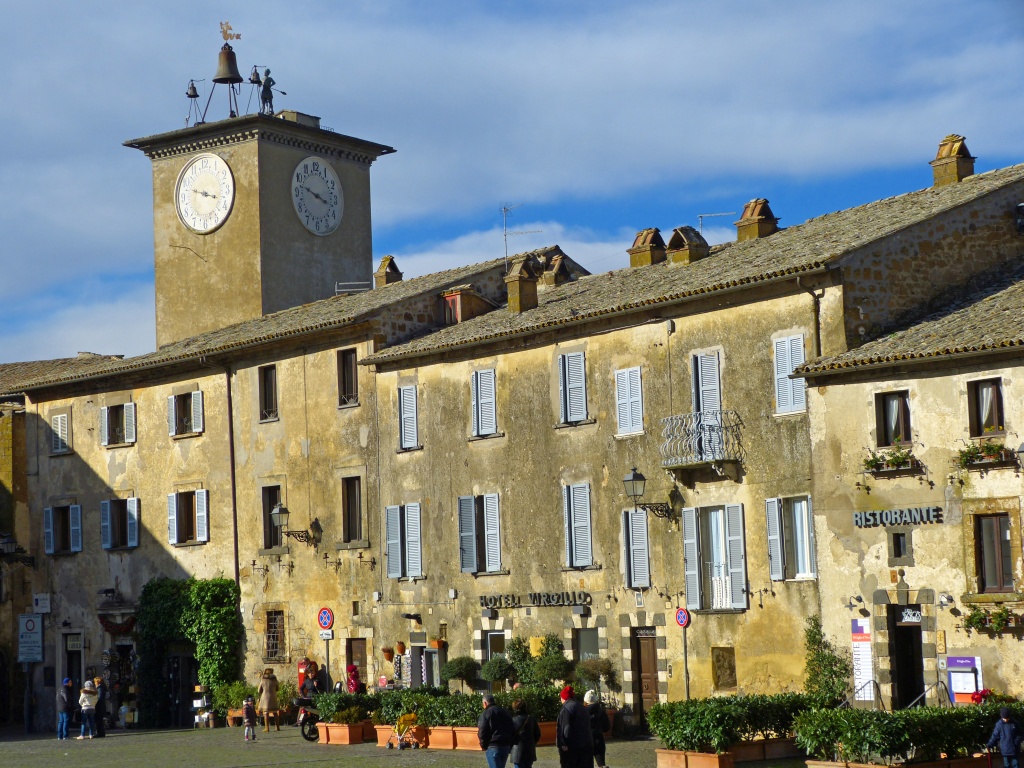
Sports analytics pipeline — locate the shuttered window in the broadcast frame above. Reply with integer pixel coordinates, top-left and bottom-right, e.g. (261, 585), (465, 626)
(615, 366), (643, 435)
(767, 496), (816, 580)
(458, 493), (502, 573)
(101, 498), (140, 550)
(624, 508), (651, 588)
(101, 403), (136, 446)
(168, 391), (204, 436)
(692, 353), (723, 460)
(385, 503), (424, 579)
(43, 507), (55, 554)
(682, 504), (748, 610)
(774, 335), (806, 414)
(126, 497), (140, 547)
(471, 369), (497, 436)
(682, 507), (701, 610)
(458, 496), (477, 573)
(562, 483), (593, 568)
(399, 386), (419, 449)
(405, 503), (422, 577)
(558, 352), (588, 424)
(167, 490), (208, 544)
(44, 505), (79, 555)
(51, 413), (70, 454)
(385, 505), (403, 578)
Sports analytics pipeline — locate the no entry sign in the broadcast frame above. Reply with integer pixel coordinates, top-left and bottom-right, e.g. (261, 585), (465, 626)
(318, 607), (334, 630)
(675, 608), (691, 628)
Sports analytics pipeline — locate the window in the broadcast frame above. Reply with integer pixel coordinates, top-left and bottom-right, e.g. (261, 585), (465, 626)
(338, 349), (359, 406)
(574, 628), (600, 661)
(615, 366), (643, 435)
(398, 386), (418, 449)
(485, 632), (507, 692)
(470, 369), (497, 437)
(100, 403), (136, 446)
(385, 503), (422, 578)
(557, 352), (588, 424)
(167, 490), (209, 544)
(562, 483), (593, 568)
(875, 391), (911, 447)
(623, 508), (651, 588)
(342, 477), (362, 543)
(167, 391), (204, 436)
(444, 294), (460, 325)
(458, 494), (501, 573)
(888, 530), (913, 567)
(682, 504), (747, 611)
(262, 486), (283, 550)
(773, 335), (806, 414)
(976, 514), (1012, 593)
(264, 610), (286, 661)
(968, 379), (1004, 436)
(765, 496), (816, 580)
(51, 412), (71, 454)
(692, 352), (724, 460)
(101, 498), (139, 549)
(259, 365), (278, 420)
(43, 505), (82, 554)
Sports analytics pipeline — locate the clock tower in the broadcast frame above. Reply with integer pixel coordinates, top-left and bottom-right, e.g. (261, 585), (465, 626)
(125, 111), (395, 348)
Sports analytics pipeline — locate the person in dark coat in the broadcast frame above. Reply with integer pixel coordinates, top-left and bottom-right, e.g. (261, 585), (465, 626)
(510, 698), (541, 768)
(56, 677), (73, 740)
(556, 685), (593, 768)
(93, 677), (107, 737)
(988, 707), (1023, 768)
(584, 689), (610, 768)
(478, 693), (516, 768)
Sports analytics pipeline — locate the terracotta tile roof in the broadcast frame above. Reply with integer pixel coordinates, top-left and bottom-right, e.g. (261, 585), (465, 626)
(365, 163), (1024, 365)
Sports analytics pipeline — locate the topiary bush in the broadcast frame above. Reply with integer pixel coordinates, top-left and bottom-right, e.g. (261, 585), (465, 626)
(481, 655), (514, 685)
(504, 637), (535, 686)
(495, 686), (562, 722)
(442, 656), (481, 692)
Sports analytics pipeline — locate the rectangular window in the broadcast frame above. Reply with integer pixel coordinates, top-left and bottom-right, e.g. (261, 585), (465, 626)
(682, 504), (747, 611)
(615, 366), (644, 435)
(765, 497), (816, 581)
(385, 502), (422, 579)
(692, 352), (724, 461)
(43, 505), (82, 554)
(342, 477), (362, 543)
(968, 379), (1004, 437)
(259, 365), (278, 421)
(574, 628), (600, 661)
(458, 494), (502, 573)
(264, 610), (286, 661)
(557, 352), (588, 424)
(262, 486), (283, 549)
(338, 349), (359, 406)
(563, 483), (593, 568)
(976, 514), (1013, 593)
(100, 403), (136, 446)
(168, 391), (204, 436)
(874, 391), (911, 447)
(624, 508), (651, 588)
(471, 369), (497, 437)
(51, 412), (71, 454)
(101, 498), (139, 549)
(773, 335), (806, 414)
(167, 490), (209, 545)
(398, 386), (418, 449)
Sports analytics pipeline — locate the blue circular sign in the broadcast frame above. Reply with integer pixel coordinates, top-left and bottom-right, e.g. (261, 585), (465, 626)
(675, 608), (691, 628)
(318, 607), (334, 630)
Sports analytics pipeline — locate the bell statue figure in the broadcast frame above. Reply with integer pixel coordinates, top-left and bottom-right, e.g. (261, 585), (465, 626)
(260, 69), (276, 115)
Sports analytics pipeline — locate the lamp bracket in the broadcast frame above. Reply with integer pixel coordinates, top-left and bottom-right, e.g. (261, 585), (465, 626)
(638, 502), (673, 519)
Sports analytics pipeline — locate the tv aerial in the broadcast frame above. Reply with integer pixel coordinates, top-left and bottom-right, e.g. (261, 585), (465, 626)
(500, 203), (541, 271)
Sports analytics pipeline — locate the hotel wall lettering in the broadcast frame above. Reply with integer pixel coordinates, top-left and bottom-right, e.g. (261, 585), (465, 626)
(479, 591), (593, 609)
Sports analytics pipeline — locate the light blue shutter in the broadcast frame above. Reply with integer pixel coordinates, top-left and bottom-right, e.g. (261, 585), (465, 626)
(765, 498), (784, 581)
(725, 503), (747, 609)
(682, 507), (701, 610)
(806, 497), (817, 576)
(571, 483), (592, 567)
(483, 493), (501, 572)
(558, 356), (568, 424)
(192, 391), (205, 433)
(100, 500), (112, 550)
(100, 406), (110, 446)
(564, 353), (588, 422)
(385, 505), (403, 578)
(470, 373), (479, 436)
(127, 498), (140, 548)
(774, 339), (793, 413)
(562, 486), (571, 566)
(615, 367), (642, 434)
(124, 403), (137, 443)
(167, 396), (177, 436)
(476, 370), (496, 436)
(44, 507), (54, 554)
(51, 414), (67, 453)
(167, 494), (177, 544)
(694, 354), (722, 459)
(69, 505), (83, 552)
(399, 386), (418, 449)
(789, 336), (806, 411)
(458, 496), (477, 573)
(405, 502), (422, 577)
(628, 508), (650, 588)
(196, 490), (209, 542)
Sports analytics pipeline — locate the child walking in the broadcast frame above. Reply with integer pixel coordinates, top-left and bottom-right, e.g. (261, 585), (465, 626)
(243, 695), (258, 742)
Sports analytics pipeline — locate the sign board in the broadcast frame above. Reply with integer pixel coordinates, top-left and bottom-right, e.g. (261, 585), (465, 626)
(853, 507), (943, 528)
(18, 614), (43, 663)
(65, 635), (82, 651)
(33, 594), (51, 613)
(319, 629), (334, 640)
(947, 656), (983, 704)
(851, 618), (874, 701)
(675, 608), (691, 628)
(317, 607), (334, 630)
(896, 607), (922, 626)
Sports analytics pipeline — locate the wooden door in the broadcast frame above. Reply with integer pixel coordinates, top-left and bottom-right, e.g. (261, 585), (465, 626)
(632, 628), (659, 718)
(347, 638), (367, 689)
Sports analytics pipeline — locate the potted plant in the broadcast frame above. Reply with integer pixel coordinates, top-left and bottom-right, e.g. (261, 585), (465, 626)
(481, 655), (515, 689)
(428, 637), (445, 649)
(395, 641), (406, 655)
(981, 441), (1007, 460)
(989, 605), (1013, 633)
(957, 443), (985, 468)
(441, 656), (481, 693)
(381, 645), (395, 662)
(317, 705), (368, 745)
(963, 605), (988, 633)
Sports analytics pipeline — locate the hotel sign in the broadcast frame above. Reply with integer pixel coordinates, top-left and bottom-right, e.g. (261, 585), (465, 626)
(479, 591), (593, 609)
(853, 506), (943, 528)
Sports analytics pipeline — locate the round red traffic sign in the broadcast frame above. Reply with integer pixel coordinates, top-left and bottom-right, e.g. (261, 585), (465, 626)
(675, 608), (691, 628)
(318, 607), (334, 630)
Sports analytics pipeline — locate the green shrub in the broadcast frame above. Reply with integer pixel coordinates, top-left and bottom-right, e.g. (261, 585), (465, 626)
(575, 657), (620, 694)
(534, 654), (573, 687)
(505, 637), (535, 686)
(495, 686), (562, 722)
(442, 656), (481, 692)
(312, 691), (380, 724)
(277, 679), (298, 707)
(481, 655), (514, 684)
(211, 681), (257, 717)
(331, 705), (369, 725)
(804, 615), (852, 707)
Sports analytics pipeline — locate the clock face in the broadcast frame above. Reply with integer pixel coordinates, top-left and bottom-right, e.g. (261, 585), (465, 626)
(175, 153), (235, 234)
(292, 156), (343, 236)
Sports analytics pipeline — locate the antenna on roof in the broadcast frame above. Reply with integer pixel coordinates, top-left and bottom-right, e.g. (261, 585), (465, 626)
(697, 211), (736, 234)
(500, 203), (542, 272)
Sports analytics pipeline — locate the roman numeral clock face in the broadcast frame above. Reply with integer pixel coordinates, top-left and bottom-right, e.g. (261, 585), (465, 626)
(174, 153), (235, 234)
(292, 157), (343, 235)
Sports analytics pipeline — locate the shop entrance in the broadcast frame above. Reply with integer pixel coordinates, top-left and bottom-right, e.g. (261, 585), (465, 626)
(888, 604), (925, 708)
(347, 638), (367, 689)
(165, 645), (198, 729)
(631, 627), (658, 719)
(65, 634), (83, 693)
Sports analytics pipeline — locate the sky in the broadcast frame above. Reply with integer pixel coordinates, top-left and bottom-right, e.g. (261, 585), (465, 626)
(0, 1), (1022, 363)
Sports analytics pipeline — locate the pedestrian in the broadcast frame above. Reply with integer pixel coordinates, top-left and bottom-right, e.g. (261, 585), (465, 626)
(56, 677), (73, 740)
(988, 706), (1023, 768)
(299, 661), (321, 700)
(93, 676), (107, 737)
(77, 680), (98, 739)
(346, 663), (361, 694)
(584, 690), (610, 768)
(258, 667), (279, 732)
(510, 697), (541, 768)
(242, 695), (258, 742)
(556, 685), (593, 768)
(478, 692), (516, 768)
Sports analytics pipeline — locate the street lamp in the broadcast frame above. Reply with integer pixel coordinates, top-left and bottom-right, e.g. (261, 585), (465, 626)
(0, 534), (35, 568)
(269, 504), (323, 548)
(622, 468), (673, 519)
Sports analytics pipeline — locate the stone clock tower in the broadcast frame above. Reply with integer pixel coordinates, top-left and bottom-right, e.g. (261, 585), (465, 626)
(125, 111), (395, 348)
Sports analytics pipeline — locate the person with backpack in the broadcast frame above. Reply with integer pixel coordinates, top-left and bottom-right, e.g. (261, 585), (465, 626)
(510, 698), (541, 768)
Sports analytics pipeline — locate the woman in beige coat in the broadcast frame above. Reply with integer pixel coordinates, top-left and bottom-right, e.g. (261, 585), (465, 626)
(257, 668), (279, 732)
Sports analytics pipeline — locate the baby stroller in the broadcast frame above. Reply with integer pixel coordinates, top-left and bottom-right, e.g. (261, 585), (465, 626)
(385, 712), (424, 749)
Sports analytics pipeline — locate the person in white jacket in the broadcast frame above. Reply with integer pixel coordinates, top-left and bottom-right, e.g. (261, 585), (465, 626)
(77, 680), (98, 739)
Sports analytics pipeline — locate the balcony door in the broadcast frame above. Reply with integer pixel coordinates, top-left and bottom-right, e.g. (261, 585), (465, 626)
(692, 353), (722, 461)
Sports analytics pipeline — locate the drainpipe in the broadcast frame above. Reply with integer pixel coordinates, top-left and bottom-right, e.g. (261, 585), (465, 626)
(796, 276), (822, 359)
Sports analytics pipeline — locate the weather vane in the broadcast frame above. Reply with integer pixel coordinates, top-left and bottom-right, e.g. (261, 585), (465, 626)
(220, 21), (241, 41)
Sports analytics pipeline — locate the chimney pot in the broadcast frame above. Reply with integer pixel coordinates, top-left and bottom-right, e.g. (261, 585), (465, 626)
(628, 228), (666, 267)
(930, 134), (975, 186)
(734, 199), (779, 242)
(666, 226), (711, 265)
(373, 255), (403, 288)
(504, 256), (540, 314)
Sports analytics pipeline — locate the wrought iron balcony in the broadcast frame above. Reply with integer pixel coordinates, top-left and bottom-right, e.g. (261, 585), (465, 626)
(660, 410), (743, 469)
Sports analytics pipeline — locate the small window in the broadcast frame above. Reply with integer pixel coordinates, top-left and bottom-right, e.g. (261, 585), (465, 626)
(168, 391), (204, 436)
(101, 499), (139, 549)
(557, 353), (588, 424)
(167, 490), (209, 545)
(338, 350), (359, 406)
(458, 493), (501, 573)
(342, 477), (362, 543)
(968, 379), (1004, 437)
(888, 530), (913, 566)
(264, 610), (286, 661)
(259, 365), (279, 421)
(614, 367), (643, 435)
(563, 483), (593, 568)
(976, 514), (1013, 593)
(398, 386), (419, 449)
(385, 503), (422, 579)
(262, 486), (283, 550)
(874, 391), (911, 447)
(43, 505), (82, 554)
(100, 403), (136, 446)
(444, 294), (460, 325)
(574, 628), (599, 661)
(51, 412), (71, 454)
(471, 369), (497, 437)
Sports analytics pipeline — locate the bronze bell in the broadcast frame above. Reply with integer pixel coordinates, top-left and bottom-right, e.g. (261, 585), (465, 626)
(249, 66), (262, 86)
(213, 42), (243, 84)
(185, 80), (199, 99)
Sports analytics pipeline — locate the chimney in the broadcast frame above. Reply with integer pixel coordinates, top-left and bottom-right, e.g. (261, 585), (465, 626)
(373, 255), (403, 288)
(734, 199), (779, 242)
(504, 256), (540, 314)
(628, 228), (666, 267)
(666, 226), (711, 265)
(930, 134), (975, 187)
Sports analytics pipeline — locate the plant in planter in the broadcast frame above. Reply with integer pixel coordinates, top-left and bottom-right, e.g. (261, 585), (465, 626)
(862, 450), (886, 472)
(534, 653), (574, 687)
(957, 443), (985, 468)
(574, 657), (620, 697)
(963, 605), (988, 633)
(981, 440), (1007, 460)
(441, 656), (481, 693)
(332, 705), (369, 724)
(804, 616), (852, 707)
(481, 655), (515, 688)
(381, 646), (395, 662)
(428, 637), (445, 649)
(504, 637), (536, 686)
(395, 641), (406, 655)
(989, 605), (1014, 633)
(212, 680), (258, 719)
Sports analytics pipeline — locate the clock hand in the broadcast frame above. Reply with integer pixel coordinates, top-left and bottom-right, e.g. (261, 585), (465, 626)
(302, 185), (328, 205)
(196, 190), (218, 199)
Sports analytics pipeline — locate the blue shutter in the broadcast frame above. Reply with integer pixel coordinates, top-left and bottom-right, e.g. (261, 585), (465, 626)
(615, 369), (630, 434)
(385, 505), (403, 578)
(126, 498), (140, 548)
(51, 414), (68, 453)
(192, 390), (205, 433)
(470, 373), (479, 436)
(694, 353), (722, 459)
(483, 493), (501, 572)
(789, 336), (806, 411)
(628, 508), (650, 588)
(124, 402), (137, 443)
(69, 505), (83, 552)
(458, 496), (477, 573)
(564, 352), (588, 422)
(100, 500), (112, 550)
(806, 496), (817, 576)
(774, 338), (793, 413)
(44, 507), (54, 554)
(196, 490), (209, 542)
(562, 485), (572, 567)
(100, 406), (109, 446)
(167, 395), (177, 436)
(725, 503), (747, 609)
(570, 483), (592, 567)
(405, 502), (422, 577)
(399, 386), (418, 449)
(682, 506), (701, 610)
(476, 370), (496, 436)
(167, 494), (177, 544)
(765, 498), (784, 581)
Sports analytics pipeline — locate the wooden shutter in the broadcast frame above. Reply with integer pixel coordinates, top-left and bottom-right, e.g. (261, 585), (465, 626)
(100, 406), (109, 446)
(570, 483), (592, 567)
(774, 338), (793, 413)
(167, 493), (178, 544)
(399, 386), (418, 449)
(458, 496), (477, 573)
(196, 490), (210, 542)
(44, 507), (54, 554)
(100, 500), (112, 550)
(167, 396), (177, 436)
(765, 498), (785, 581)
(126, 497), (140, 548)
(628, 508), (651, 588)
(475, 369), (497, 436)
(192, 391), (205, 433)
(483, 493), (501, 572)
(564, 352), (588, 422)
(806, 497), (817, 576)
(69, 504), (83, 552)
(385, 505), (403, 578)
(725, 503), (747, 609)
(682, 506), (701, 610)
(124, 402), (137, 443)
(405, 502), (422, 578)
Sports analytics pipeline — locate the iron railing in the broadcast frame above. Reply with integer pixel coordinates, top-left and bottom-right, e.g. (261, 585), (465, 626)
(660, 410), (743, 469)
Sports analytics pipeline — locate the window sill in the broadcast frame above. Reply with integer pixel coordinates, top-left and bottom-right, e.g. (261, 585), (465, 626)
(259, 416), (280, 424)
(785, 575), (817, 582)
(336, 539), (370, 551)
(773, 409), (807, 418)
(555, 418), (596, 430)
(258, 545), (290, 557)
(970, 432), (1006, 440)
(961, 592), (1024, 604)
(171, 432), (202, 441)
(694, 608), (746, 615)
(103, 546), (137, 553)
(396, 445), (424, 454)
(614, 431), (645, 440)
(337, 401), (360, 411)
(399, 575), (427, 583)
(48, 551), (79, 557)
(104, 442), (135, 449)
(468, 432), (505, 443)
(49, 451), (74, 458)
(560, 564), (602, 572)
(173, 541), (206, 548)
(471, 569), (510, 578)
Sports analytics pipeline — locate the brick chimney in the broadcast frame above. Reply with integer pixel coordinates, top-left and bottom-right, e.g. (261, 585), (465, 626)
(373, 255), (403, 288)
(628, 228), (666, 267)
(734, 199), (779, 242)
(666, 226), (710, 265)
(930, 134), (975, 187)
(504, 255), (540, 314)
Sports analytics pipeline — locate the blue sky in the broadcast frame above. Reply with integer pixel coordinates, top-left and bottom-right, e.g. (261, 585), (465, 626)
(0, 1), (1022, 362)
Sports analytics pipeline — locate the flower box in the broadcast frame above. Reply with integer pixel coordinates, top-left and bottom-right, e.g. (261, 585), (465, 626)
(537, 720), (557, 746)
(362, 719), (376, 741)
(226, 708), (244, 727)
(453, 725), (482, 750)
(656, 749), (736, 768)
(427, 725), (456, 749)
(374, 724), (394, 747)
(320, 722), (364, 744)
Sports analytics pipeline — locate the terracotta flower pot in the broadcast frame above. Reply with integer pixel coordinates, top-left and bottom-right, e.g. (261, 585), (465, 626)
(382, 649), (395, 662)
(395, 642), (406, 655)
(453, 725), (482, 750)
(427, 726), (456, 749)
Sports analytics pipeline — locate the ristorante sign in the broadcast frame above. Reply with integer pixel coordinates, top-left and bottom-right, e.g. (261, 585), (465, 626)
(479, 591), (593, 609)
(853, 506), (943, 528)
